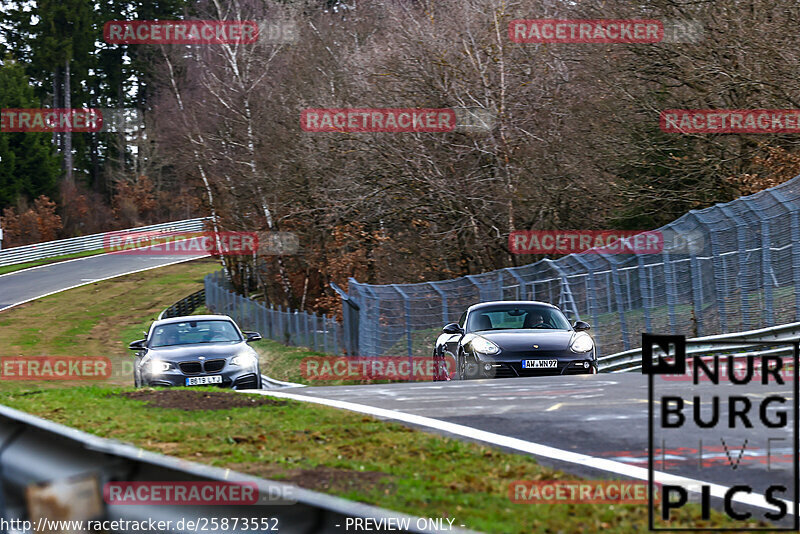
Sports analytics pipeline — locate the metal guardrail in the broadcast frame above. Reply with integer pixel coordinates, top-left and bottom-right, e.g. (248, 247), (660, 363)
(598, 321), (800, 373)
(0, 403), (475, 534)
(0, 218), (208, 267)
(159, 290), (206, 320)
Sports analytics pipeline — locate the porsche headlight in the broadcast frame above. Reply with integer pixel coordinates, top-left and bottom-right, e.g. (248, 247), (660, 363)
(471, 336), (500, 355)
(149, 360), (171, 374)
(570, 333), (594, 353)
(231, 353), (257, 367)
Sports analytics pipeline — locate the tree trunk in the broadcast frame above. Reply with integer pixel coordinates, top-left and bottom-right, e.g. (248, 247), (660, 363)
(63, 58), (73, 186)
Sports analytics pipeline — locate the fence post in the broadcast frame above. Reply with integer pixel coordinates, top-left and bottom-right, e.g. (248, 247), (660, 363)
(323, 314), (329, 353)
(760, 220), (775, 326)
(769, 190), (800, 321)
(636, 255), (652, 333)
(312, 314), (318, 352)
(465, 275), (484, 301)
(694, 212), (728, 332)
(428, 281), (448, 325)
(276, 305), (283, 343)
(572, 256), (601, 351)
(391, 285), (414, 363)
(662, 249), (678, 334)
(608, 257), (630, 350)
(268, 304), (274, 340)
(330, 281), (360, 355)
(504, 267), (527, 301)
(304, 311), (311, 349)
(333, 316), (340, 355)
(688, 252), (704, 336)
(295, 311), (301, 347)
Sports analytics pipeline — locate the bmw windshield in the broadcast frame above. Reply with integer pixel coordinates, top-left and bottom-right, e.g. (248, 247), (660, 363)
(149, 320), (242, 347)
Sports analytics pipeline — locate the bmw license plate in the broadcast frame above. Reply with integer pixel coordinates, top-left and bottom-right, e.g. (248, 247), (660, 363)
(185, 375), (223, 386)
(522, 359), (558, 369)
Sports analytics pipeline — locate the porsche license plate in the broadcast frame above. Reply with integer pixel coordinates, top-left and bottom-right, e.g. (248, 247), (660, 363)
(185, 375), (223, 386)
(522, 359), (558, 369)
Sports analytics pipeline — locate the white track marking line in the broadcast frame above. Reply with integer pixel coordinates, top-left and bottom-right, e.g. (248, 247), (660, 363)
(546, 402), (563, 411)
(0, 256), (207, 313)
(253, 390), (793, 515)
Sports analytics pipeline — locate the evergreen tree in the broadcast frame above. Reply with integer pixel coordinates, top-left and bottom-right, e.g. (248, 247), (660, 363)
(0, 56), (62, 208)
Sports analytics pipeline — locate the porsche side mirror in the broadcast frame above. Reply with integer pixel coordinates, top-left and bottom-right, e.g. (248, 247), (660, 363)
(573, 321), (591, 331)
(245, 331), (262, 342)
(442, 323), (463, 335)
(128, 339), (146, 351)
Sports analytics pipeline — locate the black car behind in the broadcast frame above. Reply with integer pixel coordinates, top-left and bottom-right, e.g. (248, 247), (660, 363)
(434, 301), (597, 380)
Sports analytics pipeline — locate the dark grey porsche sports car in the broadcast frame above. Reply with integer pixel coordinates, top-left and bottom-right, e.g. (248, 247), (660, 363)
(129, 315), (262, 389)
(433, 301), (597, 380)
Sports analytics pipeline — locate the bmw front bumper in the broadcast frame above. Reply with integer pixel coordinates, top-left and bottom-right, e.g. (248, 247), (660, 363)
(143, 361), (262, 389)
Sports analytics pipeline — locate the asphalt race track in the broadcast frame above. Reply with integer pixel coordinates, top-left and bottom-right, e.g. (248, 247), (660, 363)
(289, 374), (796, 525)
(4, 255), (796, 526)
(0, 251), (207, 311)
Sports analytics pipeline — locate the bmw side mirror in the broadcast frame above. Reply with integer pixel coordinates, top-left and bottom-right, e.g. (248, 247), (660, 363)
(573, 321), (591, 331)
(128, 339), (146, 351)
(245, 331), (262, 342)
(442, 323), (463, 335)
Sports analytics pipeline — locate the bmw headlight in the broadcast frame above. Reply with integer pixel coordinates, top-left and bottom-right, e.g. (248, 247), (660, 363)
(231, 353), (257, 367)
(570, 333), (594, 353)
(149, 360), (171, 374)
(471, 336), (500, 355)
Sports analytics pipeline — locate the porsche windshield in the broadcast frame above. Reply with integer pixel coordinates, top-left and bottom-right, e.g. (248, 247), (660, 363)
(149, 320), (242, 347)
(466, 306), (571, 332)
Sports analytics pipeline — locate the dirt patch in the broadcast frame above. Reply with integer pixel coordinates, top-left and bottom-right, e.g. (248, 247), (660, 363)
(120, 389), (286, 411)
(231, 463), (394, 495)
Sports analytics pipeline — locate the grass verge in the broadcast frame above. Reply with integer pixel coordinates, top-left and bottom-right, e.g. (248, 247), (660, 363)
(0, 259), (771, 532)
(0, 258), (219, 391)
(0, 386), (762, 534)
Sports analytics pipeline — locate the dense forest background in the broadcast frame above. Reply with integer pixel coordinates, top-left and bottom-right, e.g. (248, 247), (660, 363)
(2, 0), (800, 317)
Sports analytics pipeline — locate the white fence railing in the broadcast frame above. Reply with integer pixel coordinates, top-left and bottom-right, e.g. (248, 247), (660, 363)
(0, 218), (208, 267)
(599, 321), (800, 373)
